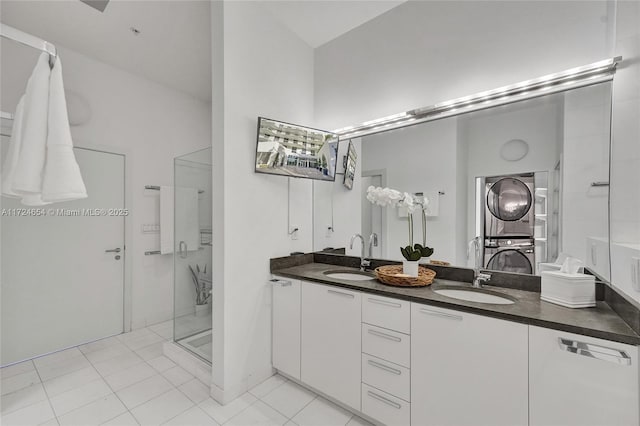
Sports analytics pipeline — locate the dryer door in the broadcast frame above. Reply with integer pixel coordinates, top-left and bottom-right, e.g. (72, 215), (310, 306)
(487, 178), (532, 221)
(487, 249), (533, 274)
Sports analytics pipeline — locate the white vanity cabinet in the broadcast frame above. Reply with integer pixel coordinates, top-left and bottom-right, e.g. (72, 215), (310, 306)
(410, 303), (529, 426)
(301, 282), (362, 411)
(529, 326), (639, 426)
(271, 276), (301, 380)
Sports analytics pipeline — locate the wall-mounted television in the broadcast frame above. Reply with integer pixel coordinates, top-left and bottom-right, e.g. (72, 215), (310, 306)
(255, 117), (339, 181)
(343, 140), (357, 190)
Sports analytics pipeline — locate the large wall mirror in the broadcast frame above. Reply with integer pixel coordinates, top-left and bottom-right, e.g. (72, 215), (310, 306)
(313, 81), (612, 279)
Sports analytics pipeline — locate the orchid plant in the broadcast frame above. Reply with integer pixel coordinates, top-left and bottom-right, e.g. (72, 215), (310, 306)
(366, 186), (434, 260)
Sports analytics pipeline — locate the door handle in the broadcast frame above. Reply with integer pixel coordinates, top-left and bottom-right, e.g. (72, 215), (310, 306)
(105, 248), (121, 253)
(269, 279), (292, 287)
(179, 241), (187, 259)
(558, 338), (631, 366)
(367, 328), (402, 342)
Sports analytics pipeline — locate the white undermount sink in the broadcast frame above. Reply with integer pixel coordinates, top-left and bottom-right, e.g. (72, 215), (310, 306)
(434, 288), (515, 305)
(323, 270), (374, 281)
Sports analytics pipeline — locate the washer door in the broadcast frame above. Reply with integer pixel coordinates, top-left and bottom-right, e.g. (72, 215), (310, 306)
(487, 178), (532, 221)
(487, 249), (533, 274)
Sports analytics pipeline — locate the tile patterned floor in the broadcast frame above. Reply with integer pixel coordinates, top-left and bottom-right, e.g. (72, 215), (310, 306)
(0, 322), (373, 426)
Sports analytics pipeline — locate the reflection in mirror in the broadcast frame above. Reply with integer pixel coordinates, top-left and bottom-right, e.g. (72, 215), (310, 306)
(313, 82), (612, 279)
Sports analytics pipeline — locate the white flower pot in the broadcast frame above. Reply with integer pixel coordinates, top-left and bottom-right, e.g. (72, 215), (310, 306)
(421, 257), (431, 264)
(402, 260), (419, 277)
(195, 303), (211, 317)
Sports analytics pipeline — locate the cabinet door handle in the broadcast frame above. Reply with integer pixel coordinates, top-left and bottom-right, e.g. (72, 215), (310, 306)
(269, 279), (291, 287)
(367, 328), (402, 342)
(327, 289), (355, 298)
(367, 359), (402, 375)
(367, 390), (401, 409)
(419, 307), (463, 321)
(367, 297), (402, 308)
(558, 338), (631, 366)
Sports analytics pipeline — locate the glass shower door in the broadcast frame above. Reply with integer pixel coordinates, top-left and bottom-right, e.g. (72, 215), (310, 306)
(173, 147), (212, 363)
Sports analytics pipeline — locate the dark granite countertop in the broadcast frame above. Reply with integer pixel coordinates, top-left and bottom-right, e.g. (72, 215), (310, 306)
(273, 262), (640, 346)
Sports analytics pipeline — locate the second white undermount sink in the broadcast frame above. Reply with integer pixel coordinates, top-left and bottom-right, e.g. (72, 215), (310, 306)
(323, 270), (374, 281)
(434, 288), (515, 305)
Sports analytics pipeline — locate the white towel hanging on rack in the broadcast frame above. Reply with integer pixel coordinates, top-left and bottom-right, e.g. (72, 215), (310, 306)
(9, 52), (51, 205)
(41, 57), (87, 202)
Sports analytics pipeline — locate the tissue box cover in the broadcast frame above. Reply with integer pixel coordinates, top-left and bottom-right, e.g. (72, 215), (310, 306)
(538, 262), (563, 273)
(540, 271), (596, 308)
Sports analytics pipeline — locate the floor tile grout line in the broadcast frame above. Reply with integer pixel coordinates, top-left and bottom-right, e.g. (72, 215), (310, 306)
(154, 399), (199, 426)
(98, 352), (147, 425)
(29, 357), (59, 425)
(217, 395), (269, 426)
(262, 392), (318, 423)
(248, 376), (289, 399)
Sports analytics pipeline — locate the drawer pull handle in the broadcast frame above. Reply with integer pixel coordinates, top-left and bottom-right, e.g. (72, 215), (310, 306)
(367, 329), (402, 342)
(328, 289), (355, 298)
(419, 307), (463, 321)
(368, 298), (402, 308)
(367, 359), (401, 375)
(269, 279), (291, 287)
(367, 390), (401, 409)
(558, 338), (631, 366)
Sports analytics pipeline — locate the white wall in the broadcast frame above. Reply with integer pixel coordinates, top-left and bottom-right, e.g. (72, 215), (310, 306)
(0, 42), (212, 330)
(362, 119), (459, 263)
(212, 1), (315, 401)
(315, 0), (614, 130)
(610, 0), (640, 303)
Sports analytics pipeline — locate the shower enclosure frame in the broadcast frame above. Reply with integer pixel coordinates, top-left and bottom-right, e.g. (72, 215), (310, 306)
(173, 147), (213, 365)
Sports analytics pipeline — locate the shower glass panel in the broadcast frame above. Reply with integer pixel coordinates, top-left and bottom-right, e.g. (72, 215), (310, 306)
(173, 147), (212, 363)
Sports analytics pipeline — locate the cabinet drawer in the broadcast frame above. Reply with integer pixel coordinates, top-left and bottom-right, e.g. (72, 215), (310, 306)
(362, 294), (410, 334)
(362, 383), (410, 426)
(362, 324), (410, 368)
(362, 353), (410, 402)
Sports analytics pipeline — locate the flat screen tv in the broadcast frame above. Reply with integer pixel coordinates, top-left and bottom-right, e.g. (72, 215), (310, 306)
(255, 117), (339, 181)
(343, 140), (357, 190)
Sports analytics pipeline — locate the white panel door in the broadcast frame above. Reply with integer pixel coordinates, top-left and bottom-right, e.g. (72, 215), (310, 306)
(530, 325), (639, 426)
(1, 148), (125, 365)
(301, 282), (361, 411)
(411, 303), (528, 426)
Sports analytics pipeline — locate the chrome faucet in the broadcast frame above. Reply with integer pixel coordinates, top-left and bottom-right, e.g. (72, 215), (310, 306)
(468, 237), (491, 288)
(350, 234), (370, 271)
(368, 233), (378, 259)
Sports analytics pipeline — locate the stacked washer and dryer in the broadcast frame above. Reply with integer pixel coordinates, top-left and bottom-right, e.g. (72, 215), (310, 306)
(483, 173), (536, 274)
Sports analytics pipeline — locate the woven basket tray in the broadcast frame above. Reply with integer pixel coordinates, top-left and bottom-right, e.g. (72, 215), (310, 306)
(374, 265), (436, 287)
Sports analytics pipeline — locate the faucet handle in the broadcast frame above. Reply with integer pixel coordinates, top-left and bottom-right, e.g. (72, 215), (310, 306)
(362, 259), (371, 268)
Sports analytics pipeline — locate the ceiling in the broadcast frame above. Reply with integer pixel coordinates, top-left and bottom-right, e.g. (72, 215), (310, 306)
(0, 0), (212, 102)
(0, 1), (405, 102)
(261, 1), (406, 48)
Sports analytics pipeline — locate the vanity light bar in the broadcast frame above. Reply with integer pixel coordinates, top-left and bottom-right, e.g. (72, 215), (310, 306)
(335, 57), (621, 139)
